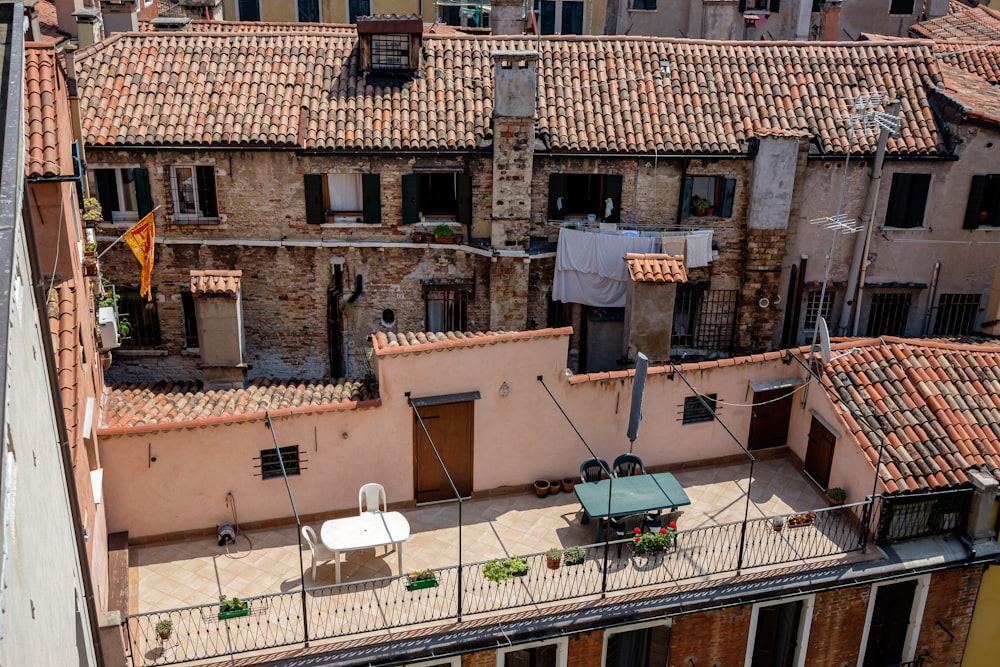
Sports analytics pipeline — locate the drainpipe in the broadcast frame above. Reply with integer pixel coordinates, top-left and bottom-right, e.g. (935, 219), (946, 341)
(922, 261), (941, 335)
(837, 99), (901, 336)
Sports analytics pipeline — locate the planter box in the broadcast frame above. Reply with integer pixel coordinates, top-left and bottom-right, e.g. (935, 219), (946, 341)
(406, 578), (438, 591)
(218, 607), (250, 620)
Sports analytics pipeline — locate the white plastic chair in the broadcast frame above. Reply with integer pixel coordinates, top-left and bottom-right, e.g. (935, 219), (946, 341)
(301, 525), (335, 580)
(359, 483), (387, 514)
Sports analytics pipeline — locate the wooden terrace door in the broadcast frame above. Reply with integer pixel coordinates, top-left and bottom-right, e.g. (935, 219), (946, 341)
(413, 401), (474, 503)
(747, 388), (793, 450)
(804, 417), (836, 489)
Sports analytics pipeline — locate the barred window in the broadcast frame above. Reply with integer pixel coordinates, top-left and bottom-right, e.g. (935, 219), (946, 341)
(259, 446), (301, 480)
(933, 294), (980, 336)
(170, 165), (218, 222)
(682, 394), (717, 424)
(371, 34), (409, 70)
(425, 285), (469, 332)
(866, 292), (912, 337)
(803, 289), (835, 329)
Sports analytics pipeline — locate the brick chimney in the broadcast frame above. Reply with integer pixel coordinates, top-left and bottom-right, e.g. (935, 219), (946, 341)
(54, 0), (86, 36)
(491, 0), (526, 36)
(100, 0), (138, 36)
(819, 0), (841, 41)
(72, 7), (103, 48)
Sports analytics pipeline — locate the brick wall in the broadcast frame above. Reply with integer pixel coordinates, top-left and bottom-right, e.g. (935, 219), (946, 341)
(916, 566), (983, 665)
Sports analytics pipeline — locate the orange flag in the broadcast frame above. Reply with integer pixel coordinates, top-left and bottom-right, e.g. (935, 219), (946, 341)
(123, 211), (155, 301)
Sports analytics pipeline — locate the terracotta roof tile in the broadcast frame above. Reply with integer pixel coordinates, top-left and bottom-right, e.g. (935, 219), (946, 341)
(936, 64), (1000, 127)
(372, 327), (572, 356)
(936, 41), (1000, 85)
(101, 377), (377, 431)
(47, 280), (80, 443)
(625, 253), (686, 283)
(24, 44), (72, 178)
(910, 1), (1000, 41)
(76, 31), (945, 156)
(190, 269), (241, 295)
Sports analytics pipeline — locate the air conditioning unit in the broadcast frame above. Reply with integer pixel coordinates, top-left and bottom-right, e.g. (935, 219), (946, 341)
(98, 306), (120, 351)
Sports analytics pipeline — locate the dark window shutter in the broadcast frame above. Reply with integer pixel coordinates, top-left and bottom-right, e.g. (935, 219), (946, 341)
(304, 174), (325, 225)
(768, 0), (780, 12)
(456, 174), (472, 226)
(362, 173), (381, 224)
(884, 173), (909, 228)
(401, 174), (420, 224)
(719, 176), (737, 218)
(134, 168), (153, 217)
(964, 175), (987, 230)
(811, 0), (820, 11)
(680, 176), (693, 220)
(603, 174), (623, 224)
(548, 174), (567, 220)
(738, 0), (747, 11)
(94, 169), (117, 221)
(906, 174), (930, 228)
(196, 166), (218, 217)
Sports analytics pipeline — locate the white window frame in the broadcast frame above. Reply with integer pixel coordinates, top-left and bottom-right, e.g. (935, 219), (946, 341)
(541, 0), (584, 35)
(744, 594), (815, 667)
(602, 619), (672, 666)
(169, 164), (217, 222)
(325, 173), (364, 222)
(90, 165), (143, 224)
(496, 636), (568, 667)
(856, 574), (930, 667)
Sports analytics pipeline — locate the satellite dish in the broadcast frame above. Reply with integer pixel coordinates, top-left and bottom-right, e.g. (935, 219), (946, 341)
(817, 317), (832, 364)
(626, 352), (649, 450)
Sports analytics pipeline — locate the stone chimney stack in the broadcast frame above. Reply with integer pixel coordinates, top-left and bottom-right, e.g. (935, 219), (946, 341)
(72, 8), (103, 48)
(491, 0), (526, 36)
(819, 0), (842, 41)
(100, 0), (138, 36)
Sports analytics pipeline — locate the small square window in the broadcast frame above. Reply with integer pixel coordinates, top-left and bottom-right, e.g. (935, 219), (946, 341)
(259, 445), (301, 479)
(682, 394), (717, 424)
(889, 0), (915, 15)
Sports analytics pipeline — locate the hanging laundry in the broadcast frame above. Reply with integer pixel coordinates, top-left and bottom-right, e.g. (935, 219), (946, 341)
(553, 227), (656, 307)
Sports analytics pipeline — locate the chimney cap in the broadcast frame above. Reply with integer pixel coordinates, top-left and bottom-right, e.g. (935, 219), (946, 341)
(72, 7), (102, 22)
(149, 16), (192, 30)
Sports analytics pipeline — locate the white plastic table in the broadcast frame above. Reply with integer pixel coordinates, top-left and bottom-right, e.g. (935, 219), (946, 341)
(320, 511), (410, 583)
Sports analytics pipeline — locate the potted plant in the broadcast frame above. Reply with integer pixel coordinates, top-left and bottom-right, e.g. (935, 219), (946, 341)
(561, 477), (575, 493)
(507, 555), (529, 577)
(632, 525), (675, 554)
(432, 224), (454, 243)
(483, 557), (513, 582)
(405, 569), (438, 591)
(771, 517), (784, 532)
(155, 618), (173, 640)
(411, 230), (426, 243)
(82, 197), (103, 226)
(218, 595), (250, 620)
(549, 479), (561, 494)
(787, 510), (816, 528)
(563, 545), (586, 566)
(691, 195), (713, 217)
(826, 487), (847, 506)
(545, 548), (563, 570)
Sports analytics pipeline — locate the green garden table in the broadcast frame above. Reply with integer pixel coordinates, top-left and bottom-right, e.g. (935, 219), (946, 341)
(574, 472), (691, 541)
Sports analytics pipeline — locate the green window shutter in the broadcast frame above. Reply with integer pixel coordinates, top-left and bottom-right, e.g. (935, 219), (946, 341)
(548, 173), (567, 220)
(603, 174), (623, 224)
(719, 176), (736, 218)
(963, 175), (987, 230)
(134, 168), (153, 217)
(884, 173), (910, 228)
(456, 174), (472, 226)
(362, 173), (381, 224)
(303, 173), (325, 225)
(401, 174), (419, 224)
(680, 176), (693, 220)
(94, 169), (117, 221)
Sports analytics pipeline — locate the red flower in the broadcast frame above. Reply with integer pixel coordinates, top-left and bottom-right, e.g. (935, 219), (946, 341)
(669, 521), (677, 529)
(634, 536), (640, 543)
(633, 527), (641, 533)
(659, 527), (667, 534)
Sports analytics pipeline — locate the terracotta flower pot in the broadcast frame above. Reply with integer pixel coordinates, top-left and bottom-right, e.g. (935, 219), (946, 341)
(549, 479), (561, 494)
(533, 480), (550, 497)
(561, 477), (575, 493)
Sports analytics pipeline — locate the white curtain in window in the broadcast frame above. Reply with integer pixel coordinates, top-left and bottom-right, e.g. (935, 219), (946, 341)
(328, 174), (363, 212)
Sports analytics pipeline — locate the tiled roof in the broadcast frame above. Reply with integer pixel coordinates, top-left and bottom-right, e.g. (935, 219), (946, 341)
(910, 1), (1000, 40)
(76, 32), (945, 156)
(190, 269), (241, 295)
(936, 63), (1000, 126)
(823, 337), (1000, 493)
(935, 41), (1000, 85)
(101, 378), (378, 432)
(24, 44), (72, 178)
(625, 253), (687, 283)
(47, 281), (81, 443)
(372, 327), (573, 356)
(141, 18), (357, 32)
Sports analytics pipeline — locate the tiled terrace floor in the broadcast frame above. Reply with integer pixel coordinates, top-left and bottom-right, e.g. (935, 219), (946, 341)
(132, 457), (836, 614)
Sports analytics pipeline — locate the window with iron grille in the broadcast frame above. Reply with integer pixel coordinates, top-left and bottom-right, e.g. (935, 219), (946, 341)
(181, 291), (199, 350)
(866, 292), (912, 336)
(371, 34), (410, 70)
(425, 285), (469, 332)
(682, 394), (717, 424)
(169, 165), (218, 222)
(118, 287), (163, 348)
(803, 288), (836, 329)
(672, 285), (738, 353)
(933, 293), (980, 335)
(259, 446), (301, 479)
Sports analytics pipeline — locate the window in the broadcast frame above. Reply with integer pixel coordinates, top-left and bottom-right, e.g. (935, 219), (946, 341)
(237, 0), (260, 20)
(402, 173), (472, 224)
(371, 34), (410, 70)
(91, 167), (153, 223)
(803, 289), (835, 329)
(963, 174), (1000, 229)
(425, 285), (469, 332)
(889, 0), (916, 14)
(297, 0), (320, 21)
(118, 286), (163, 347)
(739, 0), (780, 11)
(747, 597), (813, 667)
(604, 621), (671, 667)
(884, 173), (930, 228)
(259, 445), (302, 479)
(170, 166), (218, 222)
(632, 0), (656, 10)
(672, 285), (739, 354)
(681, 176), (736, 219)
(547, 291), (572, 328)
(933, 293), (980, 335)
(548, 173), (624, 224)
(181, 291), (199, 350)
(859, 577), (928, 667)
(349, 0), (371, 23)
(304, 173), (381, 224)
(497, 637), (567, 667)
(682, 394), (717, 424)
(536, 0), (583, 35)
(866, 292), (912, 336)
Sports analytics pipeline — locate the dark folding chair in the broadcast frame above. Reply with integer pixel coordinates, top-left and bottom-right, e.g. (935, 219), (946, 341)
(578, 457), (611, 526)
(613, 453), (647, 478)
(609, 513), (648, 556)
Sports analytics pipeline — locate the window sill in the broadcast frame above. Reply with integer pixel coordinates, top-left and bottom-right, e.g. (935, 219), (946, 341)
(320, 221), (372, 228)
(172, 217), (220, 225)
(882, 226), (927, 231)
(628, 8), (658, 12)
(114, 348), (168, 357)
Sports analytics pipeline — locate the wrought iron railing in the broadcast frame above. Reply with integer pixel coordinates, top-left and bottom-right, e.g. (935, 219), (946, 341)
(124, 501), (872, 666)
(875, 488), (972, 545)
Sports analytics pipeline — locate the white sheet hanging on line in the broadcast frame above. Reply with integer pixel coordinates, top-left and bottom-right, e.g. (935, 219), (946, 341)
(685, 229), (713, 268)
(553, 227), (657, 307)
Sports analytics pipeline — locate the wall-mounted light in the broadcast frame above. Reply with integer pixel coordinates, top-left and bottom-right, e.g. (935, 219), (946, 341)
(498, 381), (511, 397)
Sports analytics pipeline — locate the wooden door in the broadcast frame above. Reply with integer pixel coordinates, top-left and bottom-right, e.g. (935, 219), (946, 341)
(748, 389), (793, 450)
(414, 401), (473, 503)
(804, 417), (836, 489)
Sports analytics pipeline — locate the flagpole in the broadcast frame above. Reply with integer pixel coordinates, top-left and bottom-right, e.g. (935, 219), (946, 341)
(96, 205), (161, 259)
